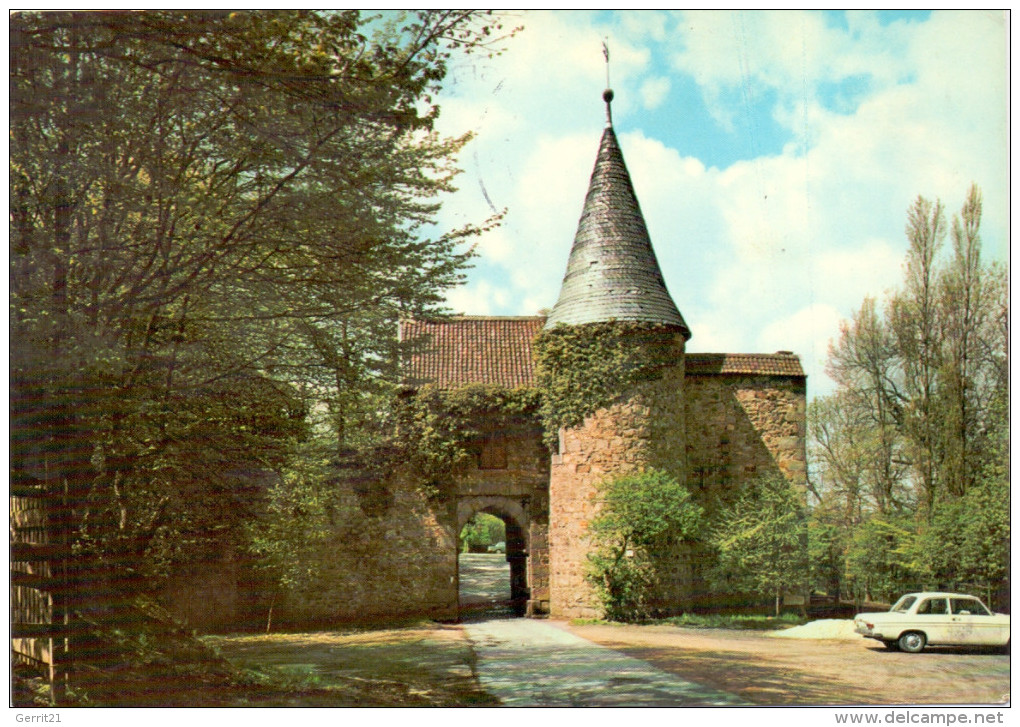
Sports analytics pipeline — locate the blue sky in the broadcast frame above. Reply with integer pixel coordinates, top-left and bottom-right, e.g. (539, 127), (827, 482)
(430, 10), (1008, 397)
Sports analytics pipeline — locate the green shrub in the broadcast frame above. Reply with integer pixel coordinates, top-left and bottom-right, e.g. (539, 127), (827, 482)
(711, 473), (808, 616)
(585, 470), (703, 622)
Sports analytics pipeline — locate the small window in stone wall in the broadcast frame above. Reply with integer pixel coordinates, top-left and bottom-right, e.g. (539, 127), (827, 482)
(479, 433), (508, 470)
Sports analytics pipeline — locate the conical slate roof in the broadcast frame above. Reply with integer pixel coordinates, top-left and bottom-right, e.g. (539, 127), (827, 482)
(544, 103), (690, 339)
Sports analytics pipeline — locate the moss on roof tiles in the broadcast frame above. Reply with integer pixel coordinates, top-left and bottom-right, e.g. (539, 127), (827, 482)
(544, 126), (689, 338)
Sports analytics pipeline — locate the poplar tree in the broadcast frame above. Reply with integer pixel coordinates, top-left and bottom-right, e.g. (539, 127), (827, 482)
(808, 185), (1007, 601)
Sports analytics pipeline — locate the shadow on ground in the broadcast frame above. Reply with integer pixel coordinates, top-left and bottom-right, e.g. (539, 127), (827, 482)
(458, 552), (519, 623)
(207, 625), (499, 706)
(603, 643), (874, 705)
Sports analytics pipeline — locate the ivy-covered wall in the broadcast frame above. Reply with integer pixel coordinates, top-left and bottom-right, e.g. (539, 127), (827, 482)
(547, 331), (688, 619)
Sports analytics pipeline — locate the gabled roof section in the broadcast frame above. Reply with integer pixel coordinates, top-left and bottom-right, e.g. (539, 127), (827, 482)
(685, 353), (806, 378)
(400, 316), (804, 388)
(400, 316), (545, 389)
(544, 121), (690, 338)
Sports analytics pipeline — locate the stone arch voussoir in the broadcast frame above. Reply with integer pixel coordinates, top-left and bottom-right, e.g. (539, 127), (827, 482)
(457, 496), (528, 533)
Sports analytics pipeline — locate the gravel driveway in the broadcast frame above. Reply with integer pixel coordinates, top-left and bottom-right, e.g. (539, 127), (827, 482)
(566, 621), (1010, 706)
(464, 618), (745, 706)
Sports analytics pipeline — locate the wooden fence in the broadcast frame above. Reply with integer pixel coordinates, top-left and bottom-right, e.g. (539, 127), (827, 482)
(11, 485), (70, 704)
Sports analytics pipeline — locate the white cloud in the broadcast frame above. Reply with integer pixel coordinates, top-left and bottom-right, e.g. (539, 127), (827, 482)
(757, 303), (845, 397)
(669, 10), (913, 108)
(434, 11), (1007, 400)
(445, 280), (510, 316)
(639, 77), (671, 110)
(619, 10), (671, 43)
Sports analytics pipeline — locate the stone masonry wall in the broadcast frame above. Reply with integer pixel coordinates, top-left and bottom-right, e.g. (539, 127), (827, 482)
(549, 364), (807, 619)
(165, 476), (463, 631)
(163, 372), (804, 629)
(549, 339), (686, 619)
(165, 420), (550, 630)
(273, 479), (459, 627)
(276, 420), (550, 627)
(684, 374), (807, 510)
(682, 373), (807, 610)
(451, 422), (550, 614)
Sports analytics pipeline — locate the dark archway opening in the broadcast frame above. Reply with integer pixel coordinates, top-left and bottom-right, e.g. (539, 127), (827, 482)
(458, 511), (528, 620)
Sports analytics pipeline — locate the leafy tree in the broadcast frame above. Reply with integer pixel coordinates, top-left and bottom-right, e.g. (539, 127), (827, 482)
(844, 514), (924, 605)
(9, 9), (515, 657)
(889, 195), (947, 514)
(585, 470), (703, 621)
(824, 300), (907, 514)
(809, 185), (1007, 603)
(460, 513), (506, 553)
(917, 397), (1009, 605)
(806, 504), (847, 599)
(712, 474), (808, 616)
(937, 186), (1007, 498)
(243, 435), (347, 632)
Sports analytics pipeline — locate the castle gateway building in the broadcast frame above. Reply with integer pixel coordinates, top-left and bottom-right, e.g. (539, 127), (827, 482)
(398, 89), (807, 619)
(161, 89), (806, 628)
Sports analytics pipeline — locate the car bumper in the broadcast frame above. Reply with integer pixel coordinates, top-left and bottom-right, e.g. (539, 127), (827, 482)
(854, 621), (884, 640)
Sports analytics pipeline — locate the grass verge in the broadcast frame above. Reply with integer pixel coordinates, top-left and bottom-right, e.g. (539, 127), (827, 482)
(572, 612), (809, 630)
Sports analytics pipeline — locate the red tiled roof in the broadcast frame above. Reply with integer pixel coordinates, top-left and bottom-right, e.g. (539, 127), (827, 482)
(685, 353), (805, 377)
(400, 316), (545, 389)
(400, 317), (805, 388)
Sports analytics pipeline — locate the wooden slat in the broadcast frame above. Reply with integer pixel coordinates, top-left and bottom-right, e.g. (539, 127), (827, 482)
(10, 542), (70, 561)
(10, 571), (63, 591)
(11, 622), (68, 639)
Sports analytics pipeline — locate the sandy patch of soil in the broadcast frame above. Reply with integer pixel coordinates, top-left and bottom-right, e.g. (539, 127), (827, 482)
(769, 619), (859, 639)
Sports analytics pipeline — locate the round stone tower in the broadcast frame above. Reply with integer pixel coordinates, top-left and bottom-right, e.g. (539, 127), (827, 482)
(546, 89), (692, 618)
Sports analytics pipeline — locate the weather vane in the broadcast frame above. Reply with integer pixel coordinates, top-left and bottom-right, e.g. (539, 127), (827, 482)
(602, 38), (611, 88)
(602, 38), (614, 127)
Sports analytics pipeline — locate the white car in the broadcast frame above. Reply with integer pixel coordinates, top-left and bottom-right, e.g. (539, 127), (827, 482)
(854, 592), (1010, 653)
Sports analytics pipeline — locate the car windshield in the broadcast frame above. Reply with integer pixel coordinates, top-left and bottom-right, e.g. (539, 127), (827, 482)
(891, 595), (917, 613)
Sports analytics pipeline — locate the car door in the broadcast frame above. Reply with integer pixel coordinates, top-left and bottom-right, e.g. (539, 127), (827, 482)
(948, 597), (998, 645)
(914, 597), (951, 643)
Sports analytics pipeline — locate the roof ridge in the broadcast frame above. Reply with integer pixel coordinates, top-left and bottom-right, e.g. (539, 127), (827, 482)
(449, 315), (546, 321)
(402, 315), (546, 323)
(688, 352), (801, 358)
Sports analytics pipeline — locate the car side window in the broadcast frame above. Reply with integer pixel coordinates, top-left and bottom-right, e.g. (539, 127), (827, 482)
(918, 598), (947, 615)
(950, 598), (988, 615)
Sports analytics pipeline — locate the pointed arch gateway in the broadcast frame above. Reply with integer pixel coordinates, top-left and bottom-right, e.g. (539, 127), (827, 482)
(456, 496), (530, 618)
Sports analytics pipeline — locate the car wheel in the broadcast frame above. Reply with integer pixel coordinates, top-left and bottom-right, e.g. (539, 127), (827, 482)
(882, 640), (899, 651)
(898, 632), (926, 653)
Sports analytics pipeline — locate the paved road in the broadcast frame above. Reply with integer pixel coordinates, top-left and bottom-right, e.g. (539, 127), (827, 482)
(463, 618), (746, 706)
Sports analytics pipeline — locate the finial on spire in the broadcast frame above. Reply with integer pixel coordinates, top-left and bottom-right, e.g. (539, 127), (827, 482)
(602, 38), (613, 127)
